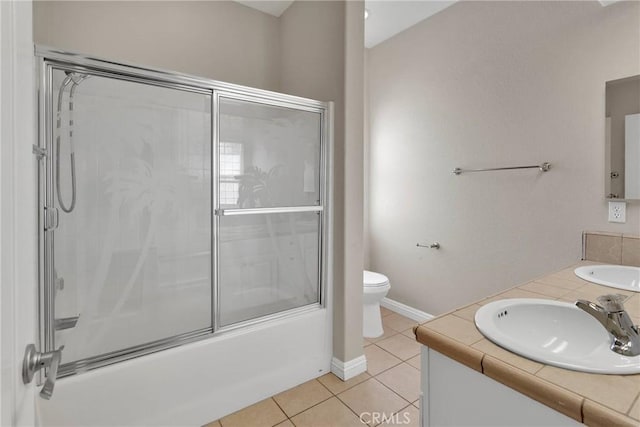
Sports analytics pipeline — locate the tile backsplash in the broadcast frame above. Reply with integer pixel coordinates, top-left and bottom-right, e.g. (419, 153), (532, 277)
(583, 231), (640, 266)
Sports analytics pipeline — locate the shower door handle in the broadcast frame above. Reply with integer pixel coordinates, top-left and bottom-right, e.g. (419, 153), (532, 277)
(55, 316), (79, 330)
(22, 344), (64, 400)
(44, 206), (59, 231)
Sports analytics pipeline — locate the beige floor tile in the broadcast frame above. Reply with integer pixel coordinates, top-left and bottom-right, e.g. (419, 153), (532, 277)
(273, 379), (332, 417)
(375, 363), (421, 403)
(202, 421), (221, 427)
(290, 397), (362, 427)
(401, 328), (416, 339)
(379, 405), (420, 427)
(376, 334), (421, 361)
(366, 327), (399, 343)
(318, 372), (371, 395)
(220, 398), (286, 427)
(537, 366), (640, 414)
(381, 306), (394, 317)
(413, 399), (419, 409)
(364, 338), (373, 347)
(337, 379), (408, 426)
(274, 420), (294, 427)
(406, 355), (421, 370)
(383, 313), (419, 333)
(364, 345), (402, 375)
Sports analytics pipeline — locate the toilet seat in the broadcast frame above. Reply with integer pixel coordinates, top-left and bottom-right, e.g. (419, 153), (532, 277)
(363, 270), (389, 288)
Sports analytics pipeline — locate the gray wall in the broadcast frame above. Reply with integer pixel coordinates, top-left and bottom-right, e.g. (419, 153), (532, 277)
(367, 1), (640, 315)
(280, 0), (364, 363)
(35, 0), (365, 364)
(34, 1), (281, 91)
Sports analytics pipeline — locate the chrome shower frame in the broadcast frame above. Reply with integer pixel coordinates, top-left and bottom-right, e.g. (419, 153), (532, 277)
(35, 45), (333, 379)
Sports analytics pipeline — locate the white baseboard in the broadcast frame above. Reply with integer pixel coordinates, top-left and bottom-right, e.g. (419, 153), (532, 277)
(381, 297), (434, 323)
(331, 355), (367, 381)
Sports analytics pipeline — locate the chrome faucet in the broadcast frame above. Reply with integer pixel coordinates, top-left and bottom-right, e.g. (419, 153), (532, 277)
(575, 294), (640, 357)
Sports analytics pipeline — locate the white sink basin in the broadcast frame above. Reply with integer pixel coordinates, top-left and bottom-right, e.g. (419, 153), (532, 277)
(574, 265), (640, 292)
(475, 298), (640, 374)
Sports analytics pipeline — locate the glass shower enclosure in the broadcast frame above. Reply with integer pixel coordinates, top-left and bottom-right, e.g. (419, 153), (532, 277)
(36, 47), (330, 377)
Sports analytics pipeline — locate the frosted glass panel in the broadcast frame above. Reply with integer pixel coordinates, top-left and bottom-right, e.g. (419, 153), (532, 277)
(218, 97), (322, 208)
(52, 69), (212, 363)
(218, 212), (320, 327)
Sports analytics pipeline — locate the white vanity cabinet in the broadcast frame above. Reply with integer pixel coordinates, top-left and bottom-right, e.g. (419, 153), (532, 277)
(419, 346), (581, 427)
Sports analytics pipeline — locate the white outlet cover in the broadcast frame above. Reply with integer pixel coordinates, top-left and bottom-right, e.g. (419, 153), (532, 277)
(608, 201), (626, 223)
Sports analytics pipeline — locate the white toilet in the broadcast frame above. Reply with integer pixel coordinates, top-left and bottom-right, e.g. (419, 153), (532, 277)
(363, 270), (391, 338)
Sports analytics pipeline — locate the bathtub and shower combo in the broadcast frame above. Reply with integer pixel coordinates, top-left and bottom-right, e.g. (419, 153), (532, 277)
(31, 46), (333, 425)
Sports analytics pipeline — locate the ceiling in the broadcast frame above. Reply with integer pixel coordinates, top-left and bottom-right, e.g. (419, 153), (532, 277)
(234, 0), (294, 17)
(235, 0), (457, 48)
(235, 0), (620, 48)
(364, 1), (456, 48)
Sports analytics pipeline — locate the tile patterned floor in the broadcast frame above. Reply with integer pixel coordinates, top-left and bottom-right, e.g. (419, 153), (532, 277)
(204, 308), (421, 427)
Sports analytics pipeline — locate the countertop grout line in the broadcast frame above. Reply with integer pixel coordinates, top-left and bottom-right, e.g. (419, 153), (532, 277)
(422, 323), (478, 348)
(481, 354), (585, 423)
(627, 392), (640, 417)
(519, 282), (576, 298)
(472, 339), (544, 375)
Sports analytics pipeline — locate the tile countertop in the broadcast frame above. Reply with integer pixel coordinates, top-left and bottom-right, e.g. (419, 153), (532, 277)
(413, 261), (640, 427)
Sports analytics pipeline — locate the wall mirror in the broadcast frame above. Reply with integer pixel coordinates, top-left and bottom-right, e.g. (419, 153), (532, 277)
(605, 74), (640, 200)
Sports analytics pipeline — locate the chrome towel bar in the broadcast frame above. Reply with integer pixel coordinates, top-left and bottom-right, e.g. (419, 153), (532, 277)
(452, 162), (551, 175)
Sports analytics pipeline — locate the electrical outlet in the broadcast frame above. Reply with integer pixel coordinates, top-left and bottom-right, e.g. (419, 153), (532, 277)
(608, 201), (626, 223)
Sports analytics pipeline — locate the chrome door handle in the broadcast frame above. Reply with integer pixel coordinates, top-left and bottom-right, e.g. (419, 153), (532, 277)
(22, 344), (64, 400)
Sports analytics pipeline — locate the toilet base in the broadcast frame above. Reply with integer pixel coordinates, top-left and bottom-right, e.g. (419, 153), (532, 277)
(363, 302), (384, 338)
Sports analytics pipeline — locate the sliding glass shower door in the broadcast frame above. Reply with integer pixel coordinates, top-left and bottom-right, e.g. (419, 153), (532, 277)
(38, 52), (328, 378)
(47, 66), (213, 369)
(216, 95), (324, 327)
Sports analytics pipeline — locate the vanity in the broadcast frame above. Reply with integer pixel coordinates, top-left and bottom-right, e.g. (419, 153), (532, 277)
(414, 261), (640, 427)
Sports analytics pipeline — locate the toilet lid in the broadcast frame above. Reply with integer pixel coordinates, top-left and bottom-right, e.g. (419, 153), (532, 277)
(364, 270), (390, 287)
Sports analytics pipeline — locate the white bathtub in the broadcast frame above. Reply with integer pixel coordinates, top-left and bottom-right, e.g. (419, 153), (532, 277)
(36, 307), (332, 426)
